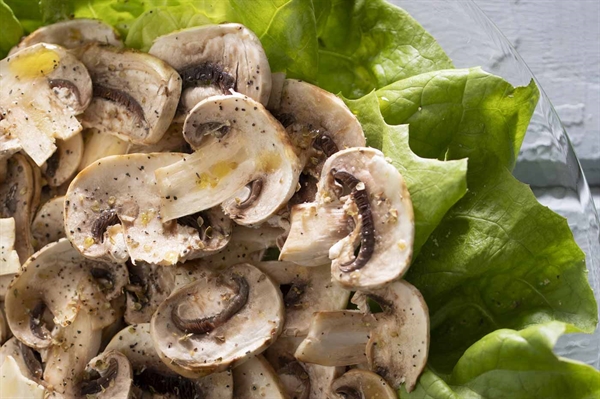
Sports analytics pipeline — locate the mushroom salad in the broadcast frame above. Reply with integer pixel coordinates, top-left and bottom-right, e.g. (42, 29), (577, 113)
(1, 18), (424, 399)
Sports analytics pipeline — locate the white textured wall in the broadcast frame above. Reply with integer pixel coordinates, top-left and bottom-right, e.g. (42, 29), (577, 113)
(475, 0), (600, 195)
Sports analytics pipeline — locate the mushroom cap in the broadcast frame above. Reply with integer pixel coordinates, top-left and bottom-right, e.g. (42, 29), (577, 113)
(155, 93), (301, 225)
(10, 18), (123, 54)
(42, 133), (84, 188)
(0, 43), (92, 166)
(31, 196), (65, 251)
(106, 323), (233, 399)
(1, 154), (41, 263)
(78, 44), (182, 145)
(5, 239), (124, 349)
(65, 153), (231, 265)
(255, 261), (350, 337)
(331, 368), (396, 399)
(279, 202), (353, 267)
(353, 280), (429, 392)
(232, 355), (288, 399)
(151, 263), (284, 378)
(320, 148), (414, 289)
(294, 310), (376, 367)
(80, 350), (133, 399)
(78, 128), (130, 172)
(149, 23), (271, 119)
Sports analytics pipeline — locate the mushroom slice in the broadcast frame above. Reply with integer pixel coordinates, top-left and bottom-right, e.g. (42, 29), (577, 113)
(79, 350), (133, 399)
(331, 369), (396, 399)
(277, 79), (365, 181)
(0, 339), (45, 399)
(233, 355), (288, 399)
(294, 310), (376, 367)
(106, 323), (233, 399)
(31, 196), (65, 250)
(320, 148), (414, 289)
(78, 44), (182, 145)
(10, 18), (123, 54)
(127, 123), (189, 154)
(151, 263), (283, 378)
(0, 337), (43, 383)
(353, 280), (429, 392)
(0, 218), (20, 296)
(0, 43), (92, 166)
(78, 128), (130, 172)
(255, 261), (350, 337)
(1, 154), (41, 263)
(65, 153), (231, 265)
(156, 94), (301, 225)
(42, 133), (84, 187)
(149, 23), (271, 120)
(124, 261), (176, 325)
(0, 308), (7, 344)
(5, 239), (122, 349)
(279, 202), (354, 267)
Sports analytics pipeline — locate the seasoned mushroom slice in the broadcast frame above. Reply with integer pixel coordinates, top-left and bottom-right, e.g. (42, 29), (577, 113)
(0, 308), (7, 344)
(79, 350), (133, 399)
(277, 80), (365, 179)
(151, 263), (284, 378)
(233, 355), (288, 399)
(149, 23), (271, 120)
(10, 18), (123, 53)
(0, 338), (45, 399)
(65, 153), (232, 265)
(5, 239), (124, 349)
(31, 196), (65, 250)
(279, 202), (353, 267)
(0, 44), (92, 166)
(0, 337), (43, 383)
(78, 128), (129, 172)
(294, 310), (376, 367)
(0, 218), (20, 297)
(78, 44), (182, 145)
(106, 323), (233, 399)
(42, 133), (84, 187)
(331, 369), (396, 399)
(256, 261), (350, 337)
(353, 280), (429, 392)
(156, 94), (301, 225)
(127, 123), (189, 154)
(1, 154), (41, 263)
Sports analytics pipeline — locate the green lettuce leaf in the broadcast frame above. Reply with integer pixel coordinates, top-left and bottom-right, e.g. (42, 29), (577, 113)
(315, 0), (454, 98)
(0, 0), (23, 58)
(344, 92), (468, 253)
(402, 322), (600, 399)
(5, 0), (42, 33)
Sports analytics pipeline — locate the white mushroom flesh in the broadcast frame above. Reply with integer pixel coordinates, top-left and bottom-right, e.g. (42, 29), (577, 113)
(0, 218), (20, 293)
(80, 350), (133, 399)
(0, 355), (45, 398)
(331, 368), (396, 399)
(78, 128), (130, 172)
(232, 355), (288, 399)
(42, 133), (84, 187)
(31, 196), (65, 250)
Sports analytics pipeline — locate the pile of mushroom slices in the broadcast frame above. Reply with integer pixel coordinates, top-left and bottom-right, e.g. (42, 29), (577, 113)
(0, 18), (428, 399)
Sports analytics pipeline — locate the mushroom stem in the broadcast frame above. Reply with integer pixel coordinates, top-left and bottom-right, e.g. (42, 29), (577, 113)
(237, 179), (263, 209)
(171, 275), (249, 334)
(79, 358), (119, 395)
(331, 170), (375, 272)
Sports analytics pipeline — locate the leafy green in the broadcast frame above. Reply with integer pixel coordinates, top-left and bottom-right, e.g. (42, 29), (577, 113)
(4, 0), (42, 33)
(0, 0), (23, 58)
(376, 67), (539, 169)
(402, 322), (600, 399)
(344, 92), (468, 254)
(40, 0), (73, 24)
(315, 0), (454, 98)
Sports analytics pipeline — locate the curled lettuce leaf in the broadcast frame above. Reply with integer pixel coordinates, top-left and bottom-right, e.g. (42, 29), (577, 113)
(402, 322), (600, 399)
(0, 0), (23, 57)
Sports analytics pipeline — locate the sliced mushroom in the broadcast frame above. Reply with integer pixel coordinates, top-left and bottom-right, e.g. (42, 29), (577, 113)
(0, 338), (45, 399)
(294, 310), (377, 367)
(0, 134), (21, 165)
(331, 369), (396, 399)
(149, 23), (271, 120)
(352, 280), (429, 392)
(0, 43), (92, 166)
(79, 350), (133, 399)
(0, 218), (20, 297)
(10, 18), (123, 54)
(233, 355), (288, 399)
(0, 308), (8, 344)
(151, 263), (283, 378)
(5, 239), (124, 350)
(106, 323), (233, 399)
(31, 196), (65, 250)
(267, 72), (286, 112)
(127, 123), (189, 154)
(255, 261), (350, 337)
(155, 93), (301, 225)
(78, 128), (130, 172)
(65, 153), (231, 265)
(42, 133), (84, 187)
(0, 337), (43, 383)
(78, 44), (182, 145)
(265, 336), (344, 399)
(277, 79), (365, 181)
(1, 153), (41, 263)
(279, 202), (354, 267)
